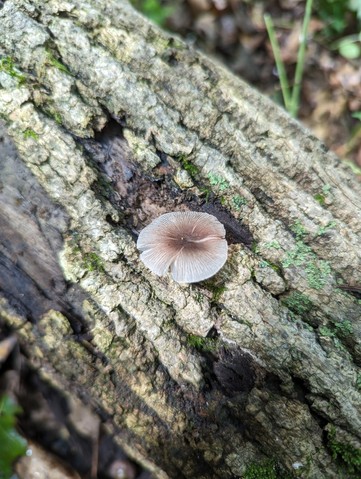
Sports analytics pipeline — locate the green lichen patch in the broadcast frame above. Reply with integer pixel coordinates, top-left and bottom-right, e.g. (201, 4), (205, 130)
(281, 292), (313, 316)
(306, 260), (332, 289)
(327, 427), (361, 476)
(282, 240), (332, 290)
(264, 240), (281, 250)
(315, 221), (337, 237)
(0, 56), (26, 85)
(290, 220), (307, 240)
(208, 172), (230, 191)
(232, 194), (247, 210)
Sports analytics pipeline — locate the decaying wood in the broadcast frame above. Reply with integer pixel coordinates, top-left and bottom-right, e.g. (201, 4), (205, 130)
(0, 1), (360, 478)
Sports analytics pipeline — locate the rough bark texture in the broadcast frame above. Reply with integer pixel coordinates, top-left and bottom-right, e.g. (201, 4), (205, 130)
(1, 1), (361, 478)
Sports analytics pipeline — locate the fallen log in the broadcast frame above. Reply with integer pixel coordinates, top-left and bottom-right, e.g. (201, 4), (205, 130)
(0, 1), (360, 478)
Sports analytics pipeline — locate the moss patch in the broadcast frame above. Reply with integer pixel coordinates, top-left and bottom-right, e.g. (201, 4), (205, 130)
(82, 252), (105, 273)
(0, 56), (26, 85)
(179, 156), (199, 178)
(244, 460), (294, 479)
(328, 427), (361, 476)
(187, 334), (219, 353)
(23, 129), (39, 140)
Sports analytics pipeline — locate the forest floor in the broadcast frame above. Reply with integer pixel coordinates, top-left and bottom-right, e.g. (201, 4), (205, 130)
(134, 0), (361, 174)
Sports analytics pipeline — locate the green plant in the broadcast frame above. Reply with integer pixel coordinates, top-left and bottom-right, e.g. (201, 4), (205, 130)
(264, 0), (314, 117)
(316, 0), (360, 34)
(0, 395), (27, 479)
(131, 0), (174, 26)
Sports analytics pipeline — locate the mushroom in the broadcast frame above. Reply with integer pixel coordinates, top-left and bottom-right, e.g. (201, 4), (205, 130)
(137, 211), (228, 283)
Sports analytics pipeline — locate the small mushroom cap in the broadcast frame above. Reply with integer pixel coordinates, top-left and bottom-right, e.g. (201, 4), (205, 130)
(137, 211), (228, 283)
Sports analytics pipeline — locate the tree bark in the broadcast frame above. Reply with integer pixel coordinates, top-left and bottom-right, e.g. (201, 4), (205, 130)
(0, 1), (361, 478)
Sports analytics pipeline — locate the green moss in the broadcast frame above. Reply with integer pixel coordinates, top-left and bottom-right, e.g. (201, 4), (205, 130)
(199, 186), (211, 202)
(334, 320), (353, 336)
(244, 460), (294, 479)
(46, 51), (72, 75)
(53, 111), (62, 125)
(202, 280), (227, 302)
(319, 326), (335, 338)
(179, 156), (199, 178)
(319, 320), (353, 349)
(356, 374), (361, 391)
(281, 292), (313, 315)
(187, 334), (218, 353)
(23, 129), (39, 140)
(282, 241), (311, 268)
(212, 284), (227, 302)
(251, 241), (259, 254)
(0, 56), (26, 85)
(82, 252), (104, 272)
(314, 184), (331, 206)
(328, 427), (361, 475)
(208, 172), (230, 191)
(314, 193), (326, 205)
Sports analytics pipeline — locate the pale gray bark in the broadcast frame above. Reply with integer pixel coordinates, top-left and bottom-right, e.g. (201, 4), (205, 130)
(0, 1), (360, 478)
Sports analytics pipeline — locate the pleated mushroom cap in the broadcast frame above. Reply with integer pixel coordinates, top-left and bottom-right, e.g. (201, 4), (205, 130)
(137, 211), (228, 283)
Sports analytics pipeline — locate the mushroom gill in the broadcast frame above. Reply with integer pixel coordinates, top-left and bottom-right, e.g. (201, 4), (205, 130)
(137, 211), (228, 283)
